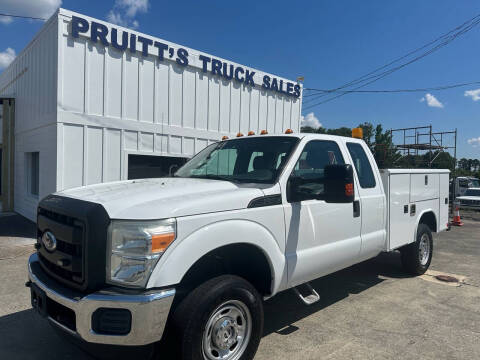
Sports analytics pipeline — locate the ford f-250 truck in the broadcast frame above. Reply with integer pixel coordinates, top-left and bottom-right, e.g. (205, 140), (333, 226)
(27, 132), (449, 360)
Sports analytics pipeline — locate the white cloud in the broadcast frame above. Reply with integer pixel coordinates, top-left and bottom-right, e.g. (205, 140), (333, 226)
(107, 0), (149, 29)
(0, 16), (13, 25)
(0, 0), (61, 22)
(420, 93), (444, 108)
(301, 112), (322, 129)
(0, 48), (16, 70)
(468, 137), (480, 148)
(464, 88), (480, 102)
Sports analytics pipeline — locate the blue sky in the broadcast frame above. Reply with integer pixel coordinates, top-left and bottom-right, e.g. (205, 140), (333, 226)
(0, 0), (479, 159)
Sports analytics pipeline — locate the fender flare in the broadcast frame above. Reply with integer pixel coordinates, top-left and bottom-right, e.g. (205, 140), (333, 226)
(147, 219), (286, 293)
(414, 208), (438, 239)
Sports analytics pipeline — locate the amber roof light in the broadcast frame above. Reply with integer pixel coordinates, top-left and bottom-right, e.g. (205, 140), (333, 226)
(221, 136), (229, 140)
(285, 129), (293, 134)
(236, 132), (244, 137)
(260, 130), (268, 135)
(352, 127), (363, 139)
(247, 131), (255, 136)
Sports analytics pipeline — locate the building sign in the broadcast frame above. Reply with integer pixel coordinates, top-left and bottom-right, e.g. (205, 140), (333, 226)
(71, 16), (301, 98)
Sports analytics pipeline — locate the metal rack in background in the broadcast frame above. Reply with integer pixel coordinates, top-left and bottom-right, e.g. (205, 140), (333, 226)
(389, 125), (457, 169)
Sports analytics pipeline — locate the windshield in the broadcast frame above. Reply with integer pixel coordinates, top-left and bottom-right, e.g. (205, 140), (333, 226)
(464, 189), (480, 197)
(470, 179), (480, 187)
(175, 136), (299, 183)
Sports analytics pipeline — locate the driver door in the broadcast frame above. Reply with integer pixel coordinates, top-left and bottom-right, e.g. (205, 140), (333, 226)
(283, 140), (362, 287)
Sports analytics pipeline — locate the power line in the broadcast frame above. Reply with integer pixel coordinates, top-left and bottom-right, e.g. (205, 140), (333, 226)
(311, 14), (480, 97)
(304, 81), (480, 95)
(304, 13), (480, 103)
(303, 13), (480, 109)
(0, 12), (46, 21)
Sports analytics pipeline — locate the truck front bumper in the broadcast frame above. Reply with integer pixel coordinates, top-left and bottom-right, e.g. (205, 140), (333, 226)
(27, 253), (175, 346)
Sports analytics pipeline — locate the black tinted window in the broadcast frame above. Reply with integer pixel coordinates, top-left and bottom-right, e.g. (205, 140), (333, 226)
(288, 140), (345, 201)
(465, 189), (480, 197)
(347, 142), (376, 188)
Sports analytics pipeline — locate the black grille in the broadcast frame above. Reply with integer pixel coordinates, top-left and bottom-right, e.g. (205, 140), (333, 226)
(37, 195), (110, 292)
(37, 207), (85, 286)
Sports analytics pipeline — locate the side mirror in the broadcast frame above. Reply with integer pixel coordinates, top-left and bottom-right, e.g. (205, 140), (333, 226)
(324, 164), (355, 203)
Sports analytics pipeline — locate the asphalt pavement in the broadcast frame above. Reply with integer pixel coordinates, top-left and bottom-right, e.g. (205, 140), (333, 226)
(0, 211), (479, 360)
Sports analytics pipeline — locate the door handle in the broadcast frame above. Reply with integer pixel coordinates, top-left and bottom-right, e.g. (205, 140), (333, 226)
(353, 200), (360, 218)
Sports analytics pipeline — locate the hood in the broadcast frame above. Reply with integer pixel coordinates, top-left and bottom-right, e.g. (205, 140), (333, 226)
(56, 178), (265, 219)
(457, 196), (480, 201)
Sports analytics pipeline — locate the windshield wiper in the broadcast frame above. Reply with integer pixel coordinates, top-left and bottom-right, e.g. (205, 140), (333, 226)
(190, 174), (241, 183)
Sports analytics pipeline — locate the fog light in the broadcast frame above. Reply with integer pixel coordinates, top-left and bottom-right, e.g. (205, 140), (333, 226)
(92, 308), (132, 335)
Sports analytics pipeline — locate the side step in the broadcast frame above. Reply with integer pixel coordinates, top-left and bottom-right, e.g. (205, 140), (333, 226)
(293, 282), (320, 305)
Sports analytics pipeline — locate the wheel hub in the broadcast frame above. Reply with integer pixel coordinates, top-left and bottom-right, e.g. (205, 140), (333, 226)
(202, 300), (252, 360)
(419, 233), (430, 265)
(213, 318), (238, 350)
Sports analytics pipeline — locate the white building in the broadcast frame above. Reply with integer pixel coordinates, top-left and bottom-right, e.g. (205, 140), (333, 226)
(0, 8), (302, 221)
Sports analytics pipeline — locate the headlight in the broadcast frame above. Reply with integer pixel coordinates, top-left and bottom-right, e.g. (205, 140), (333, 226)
(107, 218), (176, 288)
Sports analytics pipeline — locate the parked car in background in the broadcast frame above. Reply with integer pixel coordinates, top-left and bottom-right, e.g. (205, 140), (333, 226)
(457, 188), (480, 211)
(451, 177), (480, 198)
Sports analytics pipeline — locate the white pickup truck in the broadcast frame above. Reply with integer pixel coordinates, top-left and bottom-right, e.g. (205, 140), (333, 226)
(27, 132), (449, 360)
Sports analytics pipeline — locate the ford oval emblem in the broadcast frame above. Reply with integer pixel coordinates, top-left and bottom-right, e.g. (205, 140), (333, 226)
(42, 231), (57, 252)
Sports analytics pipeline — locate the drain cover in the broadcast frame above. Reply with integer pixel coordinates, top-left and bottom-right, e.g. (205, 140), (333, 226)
(435, 274), (459, 283)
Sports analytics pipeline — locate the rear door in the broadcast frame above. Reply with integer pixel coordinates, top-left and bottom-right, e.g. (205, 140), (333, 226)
(345, 141), (386, 259)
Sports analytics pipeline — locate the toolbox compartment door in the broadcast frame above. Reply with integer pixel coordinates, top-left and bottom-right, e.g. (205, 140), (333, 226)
(410, 173), (439, 202)
(388, 173), (416, 250)
(439, 173), (449, 231)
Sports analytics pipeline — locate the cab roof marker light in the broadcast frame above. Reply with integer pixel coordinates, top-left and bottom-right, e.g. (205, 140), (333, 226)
(260, 130), (268, 135)
(352, 127), (363, 139)
(222, 136), (229, 140)
(248, 131), (255, 136)
(236, 132), (244, 137)
(285, 129), (293, 134)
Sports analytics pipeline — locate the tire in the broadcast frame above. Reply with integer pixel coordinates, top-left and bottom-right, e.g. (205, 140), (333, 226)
(170, 275), (264, 360)
(401, 223), (433, 275)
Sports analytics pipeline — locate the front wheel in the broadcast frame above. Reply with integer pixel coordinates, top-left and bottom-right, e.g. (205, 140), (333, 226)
(171, 275), (264, 360)
(400, 223), (433, 275)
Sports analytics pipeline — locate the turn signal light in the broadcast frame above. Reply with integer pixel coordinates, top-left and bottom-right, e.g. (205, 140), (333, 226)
(221, 136), (229, 140)
(236, 132), (244, 137)
(248, 131), (255, 136)
(260, 130), (268, 135)
(345, 183), (354, 197)
(352, 127), (363, 139)
(151, 233), (175, 253)
(285, 129), (293, 134)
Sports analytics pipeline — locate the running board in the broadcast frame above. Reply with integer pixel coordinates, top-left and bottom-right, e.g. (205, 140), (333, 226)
(293, 282), (320, 305)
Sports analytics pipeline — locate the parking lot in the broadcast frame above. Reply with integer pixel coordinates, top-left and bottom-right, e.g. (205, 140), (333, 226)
(0, 212), (479, 360)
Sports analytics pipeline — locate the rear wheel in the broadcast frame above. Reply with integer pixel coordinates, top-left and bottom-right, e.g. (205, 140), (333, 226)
(401, 223), (433, 275)
(170, 275), (264, 360)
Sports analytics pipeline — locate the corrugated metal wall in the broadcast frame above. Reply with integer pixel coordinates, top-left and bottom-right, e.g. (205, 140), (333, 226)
(0, 16), (58, 220)
(57, 9), (302, 190)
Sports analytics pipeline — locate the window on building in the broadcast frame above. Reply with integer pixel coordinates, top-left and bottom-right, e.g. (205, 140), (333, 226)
(26, 152), (39, 197)
(128, 154), (188, 180)
(346, 142), (376, 188)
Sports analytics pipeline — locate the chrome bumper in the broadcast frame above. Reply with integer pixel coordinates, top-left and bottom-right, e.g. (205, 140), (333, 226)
(28, 253), (175, 346)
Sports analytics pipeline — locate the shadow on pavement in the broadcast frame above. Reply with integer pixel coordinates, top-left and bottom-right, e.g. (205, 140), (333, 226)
(0, 252), (406, 359)
(0, 309), (92, 360)
(0, 213), (36, 238)
(263, 251), (408, 336)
